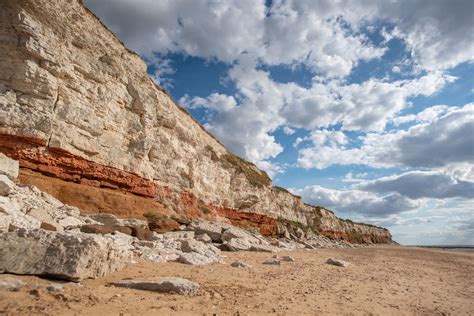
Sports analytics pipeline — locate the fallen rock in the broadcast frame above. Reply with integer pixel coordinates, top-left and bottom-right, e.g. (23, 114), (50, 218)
(80, 224), (132, 236)
(188, 220), (223, 242)
(281, 255), (295, 262)
(130, 227), (154, 241)
(162, 231), (195, 241)
(0, 277), (24, 291)
(109, 277), (199, 295)
(0, 153), (19, 180)
(195, 233), (212, 243)
(0, 175), (15, 196)
(231, 261), (252, 268)
(221, 226), (258, 244)
(0, 229), (132, 281)
(149, 218), (180, 233)
(263, 258), (280, 265)
(181, 239), (221, 258)
(177, 252), (217, 266)
(326, 258), (350, 267)
(250, 244), (279, 253)
(224, 238), (252, 251)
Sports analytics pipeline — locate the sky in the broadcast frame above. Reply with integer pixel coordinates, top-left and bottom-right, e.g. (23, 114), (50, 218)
(84, 0), (474, 245)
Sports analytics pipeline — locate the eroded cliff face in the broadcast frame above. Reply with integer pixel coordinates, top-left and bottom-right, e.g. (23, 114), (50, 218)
(0, 0), (392, 243)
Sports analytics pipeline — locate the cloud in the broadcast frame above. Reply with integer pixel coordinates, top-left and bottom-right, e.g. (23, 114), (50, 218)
(357, 170), (474, 199)
(298, 103), (474, 169)
(291, 185), (420, 217)
(85, 0), (474, 76)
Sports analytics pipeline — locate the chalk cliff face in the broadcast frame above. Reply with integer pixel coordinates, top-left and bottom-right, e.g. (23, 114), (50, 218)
(0, 0), (392, 243)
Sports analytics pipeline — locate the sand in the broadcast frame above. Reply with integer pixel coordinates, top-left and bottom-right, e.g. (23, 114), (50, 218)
(1, 246), (473, 315)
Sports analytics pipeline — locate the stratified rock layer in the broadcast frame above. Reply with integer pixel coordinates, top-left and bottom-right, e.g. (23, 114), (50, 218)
(0, 0), (392, 243)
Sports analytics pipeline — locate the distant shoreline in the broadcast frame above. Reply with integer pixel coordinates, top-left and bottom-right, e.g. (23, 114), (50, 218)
(407, 245), (474, 252)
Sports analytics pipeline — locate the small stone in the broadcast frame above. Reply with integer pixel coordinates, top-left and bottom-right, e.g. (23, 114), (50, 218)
(40, 222), (57, 231)
(326, 258), (350, 267)
(43, 284), (64, 293)
(230, 261), (252, 268)
(281, 255), (295, 262)
(0, 277), (24, 291)
(263, 258), (280, 265)
(109, 277), (199, 295)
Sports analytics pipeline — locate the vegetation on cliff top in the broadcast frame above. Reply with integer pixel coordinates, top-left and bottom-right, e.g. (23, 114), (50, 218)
(222, 153), (271, 188)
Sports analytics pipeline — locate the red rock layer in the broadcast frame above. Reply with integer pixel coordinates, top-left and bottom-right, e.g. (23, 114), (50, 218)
(215, 207), (278, 236)
(0, 134), (169, 198)
(1, 133), (278, 235)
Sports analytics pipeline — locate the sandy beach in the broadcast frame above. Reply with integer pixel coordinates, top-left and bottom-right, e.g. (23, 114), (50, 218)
(1, 246), (473, 315)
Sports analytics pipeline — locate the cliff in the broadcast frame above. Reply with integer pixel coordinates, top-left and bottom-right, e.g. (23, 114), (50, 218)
(0, 0), (392, 244)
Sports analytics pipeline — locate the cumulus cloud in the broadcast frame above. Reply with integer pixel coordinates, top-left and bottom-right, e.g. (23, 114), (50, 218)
(291, 185), (420, 217)
(298, 103), (474, 169)
(357, 170), (474, 199)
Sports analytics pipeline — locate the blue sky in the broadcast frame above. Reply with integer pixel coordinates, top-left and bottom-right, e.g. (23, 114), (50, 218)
(85, 0), (474, 245)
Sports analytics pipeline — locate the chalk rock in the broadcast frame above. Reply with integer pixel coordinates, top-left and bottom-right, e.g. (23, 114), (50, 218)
(221, 226), (258, 244)
(0, 277), (24, 291)
(0, 229), (132, 281)
(195, 233), (212, 243)
(162, 231), (195, 241)
(188, 221), (223, 241)
(225, 238), (252, 251)
(263, 258), (280, 265)
(250, 244), (279, 253)
(0, 175), (15, 196)
(110, 277), (199, 295)
(230, 261), (252, 268)
(0, 154), (19, 180)
(326, 258), (350, 267)
(177, 252), (217, 266)
(181, 239), (221, 258)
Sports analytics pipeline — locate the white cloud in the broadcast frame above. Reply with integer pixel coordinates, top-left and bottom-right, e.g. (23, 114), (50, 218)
(357, 170), (474, 200)
(298, 103), (474, 169)
(291, 185), (420, 217)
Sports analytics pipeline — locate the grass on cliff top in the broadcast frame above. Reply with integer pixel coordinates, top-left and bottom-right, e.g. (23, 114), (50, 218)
(223, 153), (271, 188)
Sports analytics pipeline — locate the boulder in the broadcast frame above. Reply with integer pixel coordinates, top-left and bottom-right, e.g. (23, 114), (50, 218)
(109, 277), (199, 295)
(0, 229), (132, 281)
(177, 252), (217, 266)
(0, 153), (19, 180)
(221, 226), (256, 242)
(326, 258), (350, 267)
(0, 175), (15, 196)
(181, 240), (221, 260)
(130, 227), (154, 241)
(224, 238), (252, 251)
(80, 224), (132, 236)
(188, 220), (223, 241)
(88, 213), (121, 226)
(149, 218), (180, 233)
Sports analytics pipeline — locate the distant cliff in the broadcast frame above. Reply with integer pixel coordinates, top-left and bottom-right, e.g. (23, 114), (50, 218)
(0, 0), (392, 244)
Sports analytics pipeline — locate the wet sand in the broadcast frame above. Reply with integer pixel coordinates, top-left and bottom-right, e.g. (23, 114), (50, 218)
(1, 246), (473, 315)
